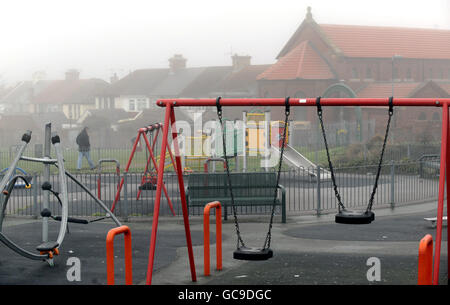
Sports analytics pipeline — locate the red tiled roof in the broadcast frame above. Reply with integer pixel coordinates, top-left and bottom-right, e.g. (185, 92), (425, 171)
(320, 24), (450, 59)
(356, 82), (421, 98)
(257, 41), (335, 80)
(438, 83), (450, 95)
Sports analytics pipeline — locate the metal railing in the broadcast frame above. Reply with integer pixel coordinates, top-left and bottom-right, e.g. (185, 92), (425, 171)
(2, 160), (439, 219)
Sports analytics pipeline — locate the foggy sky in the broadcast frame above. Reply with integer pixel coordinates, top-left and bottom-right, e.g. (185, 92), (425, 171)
(1, 0), (449, 85)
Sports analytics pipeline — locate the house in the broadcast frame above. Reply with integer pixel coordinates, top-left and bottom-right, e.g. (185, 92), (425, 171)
(32, 70), (109, 122)
(97, 53), (270, 124)
(98, 68), (170, 112)
(0, 80), (53, 114)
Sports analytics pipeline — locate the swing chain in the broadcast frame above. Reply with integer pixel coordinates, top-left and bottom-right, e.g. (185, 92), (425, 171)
(366, 97), (394, 212)
(216, 97), (246, 249)
(317, 96), (394, 213)
(263, 97), (290, 250)
(316, 97), (346, 211)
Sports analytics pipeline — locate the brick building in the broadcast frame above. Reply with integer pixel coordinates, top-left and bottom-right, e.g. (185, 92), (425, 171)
(257, 7), (450, 142)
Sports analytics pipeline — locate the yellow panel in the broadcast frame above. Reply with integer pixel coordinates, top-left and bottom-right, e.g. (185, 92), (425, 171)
(247, 128), (265, 150)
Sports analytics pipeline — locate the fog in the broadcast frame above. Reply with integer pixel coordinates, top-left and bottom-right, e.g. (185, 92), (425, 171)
(0, 0), (449, 84)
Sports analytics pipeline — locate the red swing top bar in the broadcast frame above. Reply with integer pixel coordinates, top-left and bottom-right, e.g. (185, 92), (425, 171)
(157, 98), (449, 107)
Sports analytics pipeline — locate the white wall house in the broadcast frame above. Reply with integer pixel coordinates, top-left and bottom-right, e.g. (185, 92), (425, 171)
(117, 96), (150, 112)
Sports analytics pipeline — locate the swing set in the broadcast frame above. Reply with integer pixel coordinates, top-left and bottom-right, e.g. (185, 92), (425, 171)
(110, 123), (176, 216)
(136, 97), (448, 285)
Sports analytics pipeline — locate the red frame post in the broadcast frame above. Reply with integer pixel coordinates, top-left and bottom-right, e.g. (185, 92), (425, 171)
(106, 225), (132, 285)
(203, 201), (222, 276)
(433, 102), (448, 285)
(145, 103), (197, 284)
(418, 234), (433, 285)
(446, 111), (450, 282)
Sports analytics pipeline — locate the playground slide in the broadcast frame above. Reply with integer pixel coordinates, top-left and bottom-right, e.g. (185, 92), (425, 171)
(272, 144), (331, 180)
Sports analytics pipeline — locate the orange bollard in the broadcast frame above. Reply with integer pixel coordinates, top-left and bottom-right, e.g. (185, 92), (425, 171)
(418, 234), (433, 285)
(106, 225), (133, 285)
(204, 201), (222, 276)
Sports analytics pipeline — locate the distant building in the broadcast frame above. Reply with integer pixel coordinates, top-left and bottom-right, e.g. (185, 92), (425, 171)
(97, 54), (270, 122)
(0, 80), (53, 114)
(32, 70), (109, 122)
(257, 7), (450, 141)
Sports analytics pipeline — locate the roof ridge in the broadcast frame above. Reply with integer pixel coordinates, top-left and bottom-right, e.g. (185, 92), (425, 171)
(319, 23), (450, 32)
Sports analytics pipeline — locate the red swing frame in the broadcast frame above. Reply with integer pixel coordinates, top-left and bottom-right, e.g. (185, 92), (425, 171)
(146, 97), (450, 285)
(110, 123), (176, 216)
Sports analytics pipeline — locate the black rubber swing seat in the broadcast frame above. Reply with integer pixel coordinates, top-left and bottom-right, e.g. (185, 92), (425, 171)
(335, 210), (375, 225)
(233, 247), (273, 261)
(139, 182), (157, 190)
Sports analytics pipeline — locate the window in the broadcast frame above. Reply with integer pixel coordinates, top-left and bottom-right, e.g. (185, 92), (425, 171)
(439, 69), (444, 79)
(365, 67), (372, 79)
(137, 98), (147, 111)
(406, 68), (412, 80)
(418, 112), (426, 120)
(48, 105), (60, 112)
(75, 105), (80, 119)
(432, 112), (440, 121)
(129, 99), (135, 111)
(107, 98), (114, 109)
(392, 67), (399, 80)
(351, 67), (359, 79)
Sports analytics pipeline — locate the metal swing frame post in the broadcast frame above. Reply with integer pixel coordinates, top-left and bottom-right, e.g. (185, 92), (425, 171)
(153, 97), (449, 285)
(435, 101), (448, 285)
(42, 123), (51, 242)
(146, 103), (196, 285)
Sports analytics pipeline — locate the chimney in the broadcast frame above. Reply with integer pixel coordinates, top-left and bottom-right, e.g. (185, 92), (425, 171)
(169, 54), (187, 74)
(110, 73), (119, 84)
(65, 69), (80, 81)
(231, 54), (251, 72)
(305, 6), (313, 22)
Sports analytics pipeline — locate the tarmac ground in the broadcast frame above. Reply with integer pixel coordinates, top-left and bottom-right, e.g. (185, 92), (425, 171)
(0, 200), (447, 285)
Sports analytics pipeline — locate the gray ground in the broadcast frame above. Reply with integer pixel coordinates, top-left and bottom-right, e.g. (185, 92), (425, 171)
(0, 200), (447, 285)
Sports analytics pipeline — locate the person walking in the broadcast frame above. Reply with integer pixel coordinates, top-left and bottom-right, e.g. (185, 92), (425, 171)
(76, 127), (96, 170)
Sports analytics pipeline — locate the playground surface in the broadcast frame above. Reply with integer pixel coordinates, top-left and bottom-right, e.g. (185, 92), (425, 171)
(0, 200), (447, 285)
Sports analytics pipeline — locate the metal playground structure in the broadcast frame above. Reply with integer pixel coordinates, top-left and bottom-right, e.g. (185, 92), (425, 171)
(0, 98), (448, 286)
(0, 123), (122, 266)
(146, 97), (449, 285)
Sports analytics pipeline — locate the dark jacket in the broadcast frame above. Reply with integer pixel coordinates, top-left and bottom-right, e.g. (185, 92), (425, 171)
(76, 128), (91, 152)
